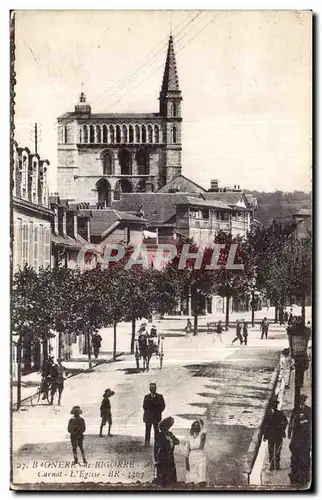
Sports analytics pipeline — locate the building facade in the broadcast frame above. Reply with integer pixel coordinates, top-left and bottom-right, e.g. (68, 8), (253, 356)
(57, 35), (182, 205)
(12, 141), (52, 272)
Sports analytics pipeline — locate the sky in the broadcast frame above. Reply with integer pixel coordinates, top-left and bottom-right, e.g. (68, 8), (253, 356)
(14, 10), (312, 193)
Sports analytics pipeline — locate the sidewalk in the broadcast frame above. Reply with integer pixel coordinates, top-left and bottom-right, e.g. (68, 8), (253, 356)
(11, 352), (122, 408)
(260, 370), (312, 488)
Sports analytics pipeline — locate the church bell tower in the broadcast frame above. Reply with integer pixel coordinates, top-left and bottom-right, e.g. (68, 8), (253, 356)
(159, 35), (182, 184)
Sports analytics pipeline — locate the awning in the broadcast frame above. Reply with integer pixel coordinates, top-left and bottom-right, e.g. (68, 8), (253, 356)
(143, 230), (158, 239)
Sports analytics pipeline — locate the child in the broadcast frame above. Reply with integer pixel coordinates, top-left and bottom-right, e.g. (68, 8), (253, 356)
(99, 388), (115, 437)
(68, 406), (87, 465)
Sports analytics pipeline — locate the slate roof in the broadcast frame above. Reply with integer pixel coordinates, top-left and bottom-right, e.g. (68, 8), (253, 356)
(157, 174), (207, 193)
(58, 112), (160, 121)
(112, 193), (237, 224)
(78, 209), (147, 237)
(160, 35), (180, 95)
(52, 234), (83, 250)
(204, 191), (247, 207)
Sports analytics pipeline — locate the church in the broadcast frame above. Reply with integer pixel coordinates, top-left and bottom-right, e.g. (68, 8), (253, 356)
(57, 35), (182, 205)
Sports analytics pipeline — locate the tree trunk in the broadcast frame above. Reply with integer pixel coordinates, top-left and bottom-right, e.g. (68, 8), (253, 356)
(16, 339), (22, 411)
(225, 295), (230, 331)
(301, 294), (306, 324)
(251, 291), (255, 327)
(274, 303), (278, 323)
(193, 312), (198, 336)
(130, 317), (136, 354)
(113, 321), (117, 361)
(87, 331), (93, 371)
(58, 331), (62, 360)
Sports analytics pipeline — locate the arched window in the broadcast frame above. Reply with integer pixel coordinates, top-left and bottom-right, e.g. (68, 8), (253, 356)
(102, 124), (108, 143)
(21, 154), (28, 199)
(109, 125), (115, 143)
(141, 125), (147, 143)
(101, 150), (114, 175)
(118, 148), (132, 175)
(129, 125), (134, 143)
(114, 179), (133, 201)
(96, 125), (102, 143)
(172, 126), (177, 144)
(63, 125), (68, 144)
(38, 166), (43, 205)
(83, 125), (89, 143)
(147, 125), (153, 144)
(135, 148), (150, 175)
(96, 178), (111, 207)
(122, 125), (128, 143)
(79, 127), (83, 143)
(116, 125), (121, 144)
(135, 125), (140, 143)
(154, 125), (160, 143)
(172, 102), (177, 117)
(32, 159), (38, 203)
(89, 125), (95, 143)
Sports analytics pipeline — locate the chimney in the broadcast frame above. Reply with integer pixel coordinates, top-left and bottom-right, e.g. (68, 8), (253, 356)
(210, 179), (219, 191)
(58, 206), (67, 237)
(66, 209), (78, 239)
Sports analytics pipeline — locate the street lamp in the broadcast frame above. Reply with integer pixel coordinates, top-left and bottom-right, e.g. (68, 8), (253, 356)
(250, 276), (257, 327)
(287, 318), (310, 485)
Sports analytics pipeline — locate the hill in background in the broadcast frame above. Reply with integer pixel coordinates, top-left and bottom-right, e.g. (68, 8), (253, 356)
(246, 190), (312, 226)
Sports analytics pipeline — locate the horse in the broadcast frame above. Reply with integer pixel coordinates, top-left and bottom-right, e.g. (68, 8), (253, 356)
(138, 334), (154, 372)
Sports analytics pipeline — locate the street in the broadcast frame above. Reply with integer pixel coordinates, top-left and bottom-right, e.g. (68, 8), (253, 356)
(12, 318), (289, 487)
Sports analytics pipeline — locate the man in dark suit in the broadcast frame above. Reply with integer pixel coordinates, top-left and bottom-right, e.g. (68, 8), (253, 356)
(262, 395), (288, 471)
(143, 383), (165, 447)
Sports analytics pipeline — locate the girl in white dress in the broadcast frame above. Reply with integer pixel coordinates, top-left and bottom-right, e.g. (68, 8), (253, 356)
(185, 419), (207, 484)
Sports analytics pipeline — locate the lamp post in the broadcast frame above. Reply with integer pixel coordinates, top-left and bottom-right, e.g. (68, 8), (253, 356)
(287, 318), (310, 485)
(250, 276), (257, 328)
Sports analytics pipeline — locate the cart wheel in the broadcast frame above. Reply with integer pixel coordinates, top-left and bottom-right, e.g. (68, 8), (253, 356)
(136, 356), (140, 369)
(31, 387), (41, 406)
(47, 389), (52, 404)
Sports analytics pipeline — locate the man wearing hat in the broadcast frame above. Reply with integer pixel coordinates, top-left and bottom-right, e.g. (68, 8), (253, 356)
(99, 389), (115, 437)
(262, 395), (288, 471)
(68, 406), (87, 465)
(288, 394), (311, 486)
(143, 383), (165, 447)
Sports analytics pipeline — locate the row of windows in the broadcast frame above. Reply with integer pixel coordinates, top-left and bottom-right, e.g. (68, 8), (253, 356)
(14, 219), (51, 271)
(189, 209), (245, 221)
(62, 124), (178, 145)
(13, 147), (48, 206)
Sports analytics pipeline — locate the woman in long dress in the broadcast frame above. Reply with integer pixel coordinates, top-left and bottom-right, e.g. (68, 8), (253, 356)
(185, 419), (207, 484)
(155, 417), (180, 487)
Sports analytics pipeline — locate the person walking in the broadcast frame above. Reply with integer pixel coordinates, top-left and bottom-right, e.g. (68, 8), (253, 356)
(155, 416), (180, 487)
(185, 318), (192, 341)
(185, 419), (207, 484)
(40, 356), (54, 400)
(262, 396), (288, 471)
(50, 359), (66, 405)
(288, 308), (294, 325)
(99, 388), (115, 437)
(68, 406), (87, 465)
(242, 321), (249, 346)
(288, 394), (312, 486)
(232, 320), (243, 345)
(261, 317), (269, 339)
(92, 332), (102, 359)
(143, 383), (165, 448)
(279, 348), (293, 389)
(213, 320), (223, 343)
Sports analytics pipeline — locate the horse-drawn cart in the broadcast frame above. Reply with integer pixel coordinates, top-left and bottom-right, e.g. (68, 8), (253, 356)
(134, 335), (164, 371)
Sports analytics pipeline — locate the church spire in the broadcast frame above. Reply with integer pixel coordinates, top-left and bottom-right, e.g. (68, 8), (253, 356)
(160, 34), (180, 98)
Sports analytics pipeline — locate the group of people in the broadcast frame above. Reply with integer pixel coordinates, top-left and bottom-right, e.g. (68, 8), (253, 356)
(143, 382), (207, 486)
(138, 322), (159, 351)
(232, 319), (249, 345)
(67, 382), (207, 486)
(262, 392), (311, 485)
(41, 356), (67, 405)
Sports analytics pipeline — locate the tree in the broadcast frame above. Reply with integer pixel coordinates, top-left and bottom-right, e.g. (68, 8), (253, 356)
(165, 241), (218, 335)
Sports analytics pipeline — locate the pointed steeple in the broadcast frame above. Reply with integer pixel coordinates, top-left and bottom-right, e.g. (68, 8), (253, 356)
(160, 35), (180, 97)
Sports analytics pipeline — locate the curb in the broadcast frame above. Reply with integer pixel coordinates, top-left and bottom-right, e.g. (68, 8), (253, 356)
(12, 352), (125, 411)
(242, 365), (280, 484)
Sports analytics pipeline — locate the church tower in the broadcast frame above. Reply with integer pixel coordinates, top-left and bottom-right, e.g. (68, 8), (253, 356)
(159, 35), (182, 184)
